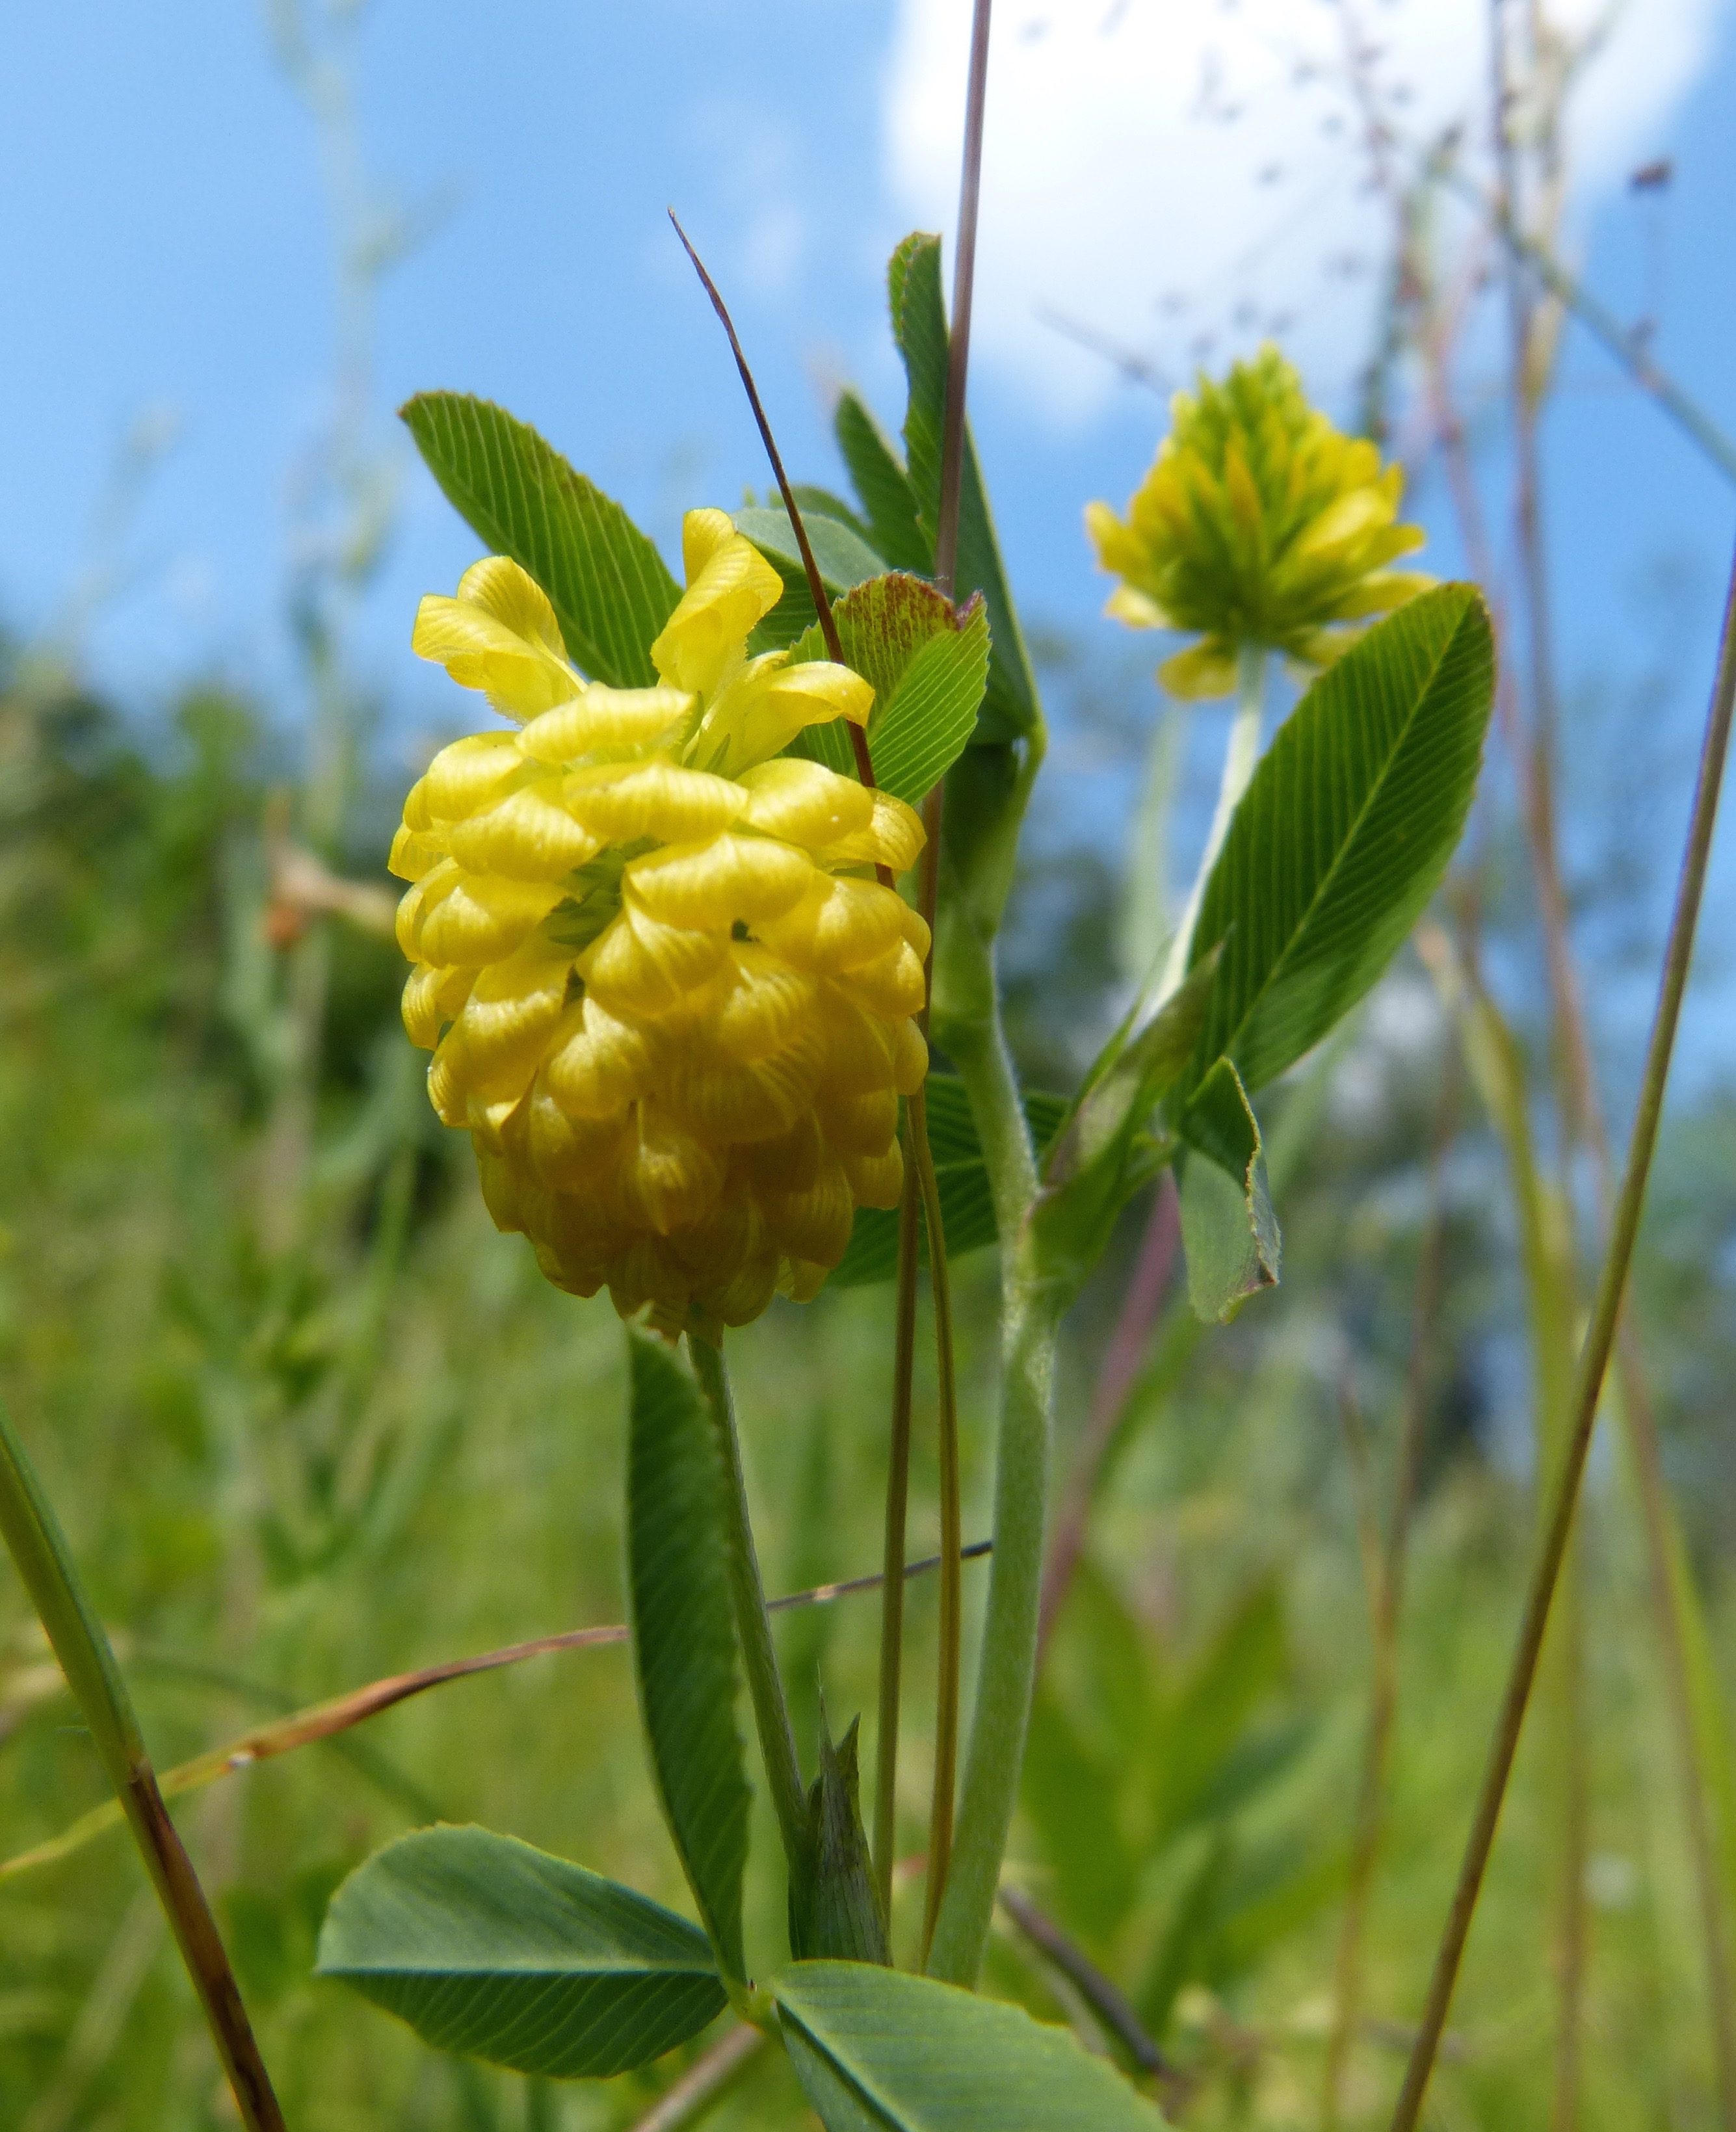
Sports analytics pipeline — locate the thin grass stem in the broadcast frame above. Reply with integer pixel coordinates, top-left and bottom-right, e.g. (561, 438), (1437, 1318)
(875, 1149), (923, 1925)
(0, 1403), (285, 2132)
(628, 2022), (765, 2132)
(1387, 531), (1736, 2132)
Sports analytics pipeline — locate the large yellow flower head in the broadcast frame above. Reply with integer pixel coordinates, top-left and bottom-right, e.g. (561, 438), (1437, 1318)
(390, 510), (928, 1334)
(1085, 345), (1430, 698)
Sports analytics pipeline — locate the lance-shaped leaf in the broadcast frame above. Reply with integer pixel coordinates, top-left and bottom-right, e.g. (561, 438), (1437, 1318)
(1179, 584), (1495, 1103)
(835, 393), (928, 572)
(830, 1076), (1068, 1287)
(785, 575), (991, 808)
(315, 1826), (726, 2079)
(789, 1711), (888, 1965)
(626, 1330), (751, 1981)
(1177, 1060), (1281, 1324)
(775, 1962), (1168, 2130)
(886, 233), (1042, 745)
(738, 504), (891, 654)
(401, 392), (681, 689)
(1024, 953), (1219, 1304)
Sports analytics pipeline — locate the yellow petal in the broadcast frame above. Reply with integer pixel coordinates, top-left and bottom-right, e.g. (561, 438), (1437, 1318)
(544, 996), (659, 1118)
(519, 686), (694, 765)
(819, 1086), (899, 1157)
(697, 657), (875, 776)
(581, 902), (728, 1018)
(625, 834), (813, 930)
(417, 873), (565, 967)
(564, 759), (745, 844)
(707, 943), (821, 1062)
(618, 1110), (727, 1234)
(395, 858), (461, 960)
(659, 1029), (823, 1145)
(457, 556), (566, 656)
(650, 512), (785, 696)
(519, 1081), (626, 1193)
(1293, 484), (1393, 560)
(759, 1153), (854, 1265)
(842, 1141), (904, 1210)
(413, 559), (578, 720)
(812, 990), (902, 1097)
(1157, 640), (1241, 700)
(735, 757), (876, 847)
(447, 779), (603, 880)
(891, 1016), (928, 1096)
(741, 1111), (824, 1191)
(389, 821), (449, 882)
(757, 875), (907, 975)
(401, 962), (474, 1049)
(838, 938), (927, 1020)
(813, 790), (927, 875)
(443, 945), (573, 1100)
(1103, 584), (1169, 632)
(417, 733), (525, 823)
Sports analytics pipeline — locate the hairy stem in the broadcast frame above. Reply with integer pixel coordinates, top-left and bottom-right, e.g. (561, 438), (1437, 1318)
(0, 1403), (285, 2132)
(1388, 533), (1736, 2132)
(689, 1336), (808, 1886)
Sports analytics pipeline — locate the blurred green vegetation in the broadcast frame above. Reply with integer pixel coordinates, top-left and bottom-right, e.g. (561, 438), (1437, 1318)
(2, 607), (1735, 2131)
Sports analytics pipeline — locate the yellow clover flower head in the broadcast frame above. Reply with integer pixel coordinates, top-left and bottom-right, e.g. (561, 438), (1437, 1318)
(1085, 344), (1432, 698)
(391, 510), (929, 1335)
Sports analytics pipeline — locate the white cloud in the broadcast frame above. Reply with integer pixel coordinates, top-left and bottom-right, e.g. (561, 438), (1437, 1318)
(884, 0), (1727, 420)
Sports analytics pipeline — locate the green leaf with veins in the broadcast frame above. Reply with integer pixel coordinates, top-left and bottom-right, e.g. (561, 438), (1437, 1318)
(775, 1960), (1168, 2130)
(400, 393), (680, 690)
(1179, 583), (1495, 1105)
(315, 1826), (725, 2079)
(885, 234), (1041, 744)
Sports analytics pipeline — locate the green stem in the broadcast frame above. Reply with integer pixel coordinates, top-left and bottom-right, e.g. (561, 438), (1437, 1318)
(927, 1265), (1064, 1985)
(687, 1337), (809, 1887)
(1155, 643), (1266, 1005)
(1388, 534), (1736, 2131)
(874, 1140), (922, 1925)
(912, 1085), (963, 1965)
(0, 1402), (286, 2132)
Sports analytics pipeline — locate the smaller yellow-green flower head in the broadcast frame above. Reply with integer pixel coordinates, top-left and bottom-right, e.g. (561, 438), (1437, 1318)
(391, 510), (928, 1334)
(1085, 345), (1431, 698)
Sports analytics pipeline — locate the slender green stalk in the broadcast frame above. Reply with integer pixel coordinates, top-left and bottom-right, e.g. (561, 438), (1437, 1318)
(911, 1085), (963, 1964)
(1155, 644), (1266, 1005)
(927, 1269), (1064, 1984)
(0, 1402), (285, 2132)
(1388, 535), (1736, 2131)
(874, 1140), (922, 1925)
(687, 1336), (808, 1884)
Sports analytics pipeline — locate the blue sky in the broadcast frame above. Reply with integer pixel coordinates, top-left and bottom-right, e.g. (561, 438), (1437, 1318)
(4, 0), (1735, 1072)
